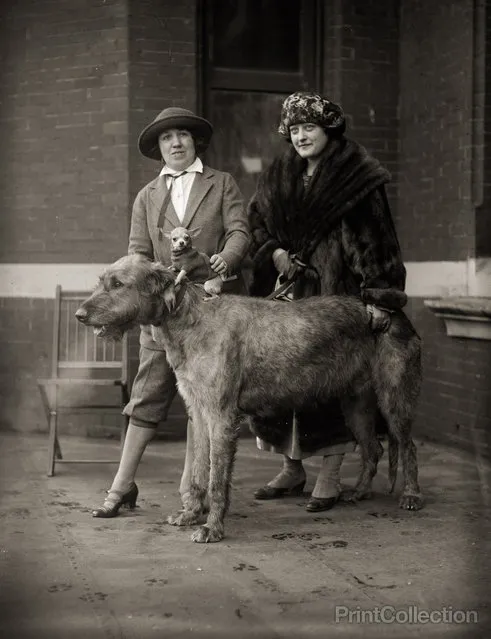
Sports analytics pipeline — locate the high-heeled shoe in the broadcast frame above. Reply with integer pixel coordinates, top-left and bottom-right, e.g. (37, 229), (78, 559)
(254, 479), (306, 500)
(92, 482), (139, 518)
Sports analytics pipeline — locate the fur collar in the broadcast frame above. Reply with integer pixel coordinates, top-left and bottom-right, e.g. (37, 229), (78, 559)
(255, 138), (391, 261)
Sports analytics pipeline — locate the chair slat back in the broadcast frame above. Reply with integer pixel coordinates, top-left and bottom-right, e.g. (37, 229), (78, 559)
(52, 286), (128, 382)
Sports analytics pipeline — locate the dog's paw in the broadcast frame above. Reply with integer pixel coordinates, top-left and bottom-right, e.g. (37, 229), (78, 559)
(191, 524), (224, 544)
(167, 510), (201, 527)
(339, 488), (356, 503)
(340, 487), (373, 503)
(399, 493), (424, 511)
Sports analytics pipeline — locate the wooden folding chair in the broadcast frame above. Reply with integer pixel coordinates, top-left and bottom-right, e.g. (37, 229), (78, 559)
(38, 285), (130, 476)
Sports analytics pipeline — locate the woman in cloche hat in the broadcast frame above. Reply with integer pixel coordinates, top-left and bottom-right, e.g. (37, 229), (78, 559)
(92, 107), (250, 517)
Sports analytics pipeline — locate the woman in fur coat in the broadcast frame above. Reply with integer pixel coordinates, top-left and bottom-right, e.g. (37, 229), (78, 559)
(248, 92), (408, 512)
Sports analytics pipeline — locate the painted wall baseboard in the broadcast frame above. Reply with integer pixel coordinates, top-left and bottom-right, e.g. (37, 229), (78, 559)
(404, 259), (491, 298)
(0, 264), (108, 298)
(0, 259), (490, 299)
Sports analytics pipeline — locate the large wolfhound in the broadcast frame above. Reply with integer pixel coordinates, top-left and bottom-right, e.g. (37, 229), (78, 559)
(76, 254), (423, 543)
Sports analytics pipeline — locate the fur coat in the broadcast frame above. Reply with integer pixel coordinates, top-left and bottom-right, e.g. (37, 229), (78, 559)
(247, 137), (407, 452)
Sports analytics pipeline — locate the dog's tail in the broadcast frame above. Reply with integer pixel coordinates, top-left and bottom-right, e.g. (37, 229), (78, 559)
(387, 432), (399, 493)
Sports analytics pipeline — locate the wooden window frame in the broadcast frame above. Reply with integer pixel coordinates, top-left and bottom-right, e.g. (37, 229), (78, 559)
(197, 0), (323, 101)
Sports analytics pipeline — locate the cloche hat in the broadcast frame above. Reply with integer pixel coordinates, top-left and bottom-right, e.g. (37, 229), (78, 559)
(138, 107), (213, 160)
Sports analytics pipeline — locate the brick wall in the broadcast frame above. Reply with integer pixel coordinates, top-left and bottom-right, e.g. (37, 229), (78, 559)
(0, 0), (131, 433)
(0, 0), (196, 433)
(0, 292), (129, 435)
(322, 0), (343, 101)
(0, 0), (129, 264)
(406, 300), (491, 459)
(476, 0), (491, 257)
(128, 0), (198, 209)
(399, 0), (475, 263)
(323, 0), (400, 214)
(323, 0), (491, 458)
(398, 0), (490, 457)
(0, 297), (51, 432)
(1, 0), (489, 455)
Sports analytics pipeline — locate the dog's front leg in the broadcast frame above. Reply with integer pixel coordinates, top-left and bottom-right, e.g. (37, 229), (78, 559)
(167, 414), (209, 527)
(178, 417), (194, 508)
(191, 417), (239, 543)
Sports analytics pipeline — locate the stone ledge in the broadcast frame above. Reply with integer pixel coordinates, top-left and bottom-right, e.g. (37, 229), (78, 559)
(423, 297), (491, 340)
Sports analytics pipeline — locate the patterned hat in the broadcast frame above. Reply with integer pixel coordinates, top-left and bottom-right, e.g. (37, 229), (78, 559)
(278, 92), (346, 139)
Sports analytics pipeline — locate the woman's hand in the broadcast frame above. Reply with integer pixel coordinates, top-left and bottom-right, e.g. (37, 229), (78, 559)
(210, 254), (228, 275)
(272, 249), (296, 278)
(366, 305), (391, 332)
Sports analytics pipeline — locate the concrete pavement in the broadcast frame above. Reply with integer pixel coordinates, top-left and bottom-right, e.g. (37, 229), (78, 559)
(0, 431), (490, 639)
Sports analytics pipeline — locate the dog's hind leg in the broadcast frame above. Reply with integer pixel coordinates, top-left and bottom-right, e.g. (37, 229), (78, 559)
(191, 415), (240, 543)
(379, 396), (422, 510)
(168, 413), (209, 527)
(387, 430), (399, 494)
(340, 390), (382, 502)
(375, 330), (423, 510)
(397, 433), (422, 510)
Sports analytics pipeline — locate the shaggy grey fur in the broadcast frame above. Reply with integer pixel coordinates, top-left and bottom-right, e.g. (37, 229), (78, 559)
(76, 254), (423, 543)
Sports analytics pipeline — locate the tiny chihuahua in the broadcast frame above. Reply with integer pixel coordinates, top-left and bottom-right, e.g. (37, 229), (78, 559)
(164, 226), (224, 296)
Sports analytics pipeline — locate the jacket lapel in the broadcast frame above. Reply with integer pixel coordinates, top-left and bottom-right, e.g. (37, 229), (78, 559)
(181, 167), (214, 229)
(149, 175), (181, 230)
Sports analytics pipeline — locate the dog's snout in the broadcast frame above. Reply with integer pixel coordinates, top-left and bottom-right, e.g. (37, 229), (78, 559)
(75, 307), (88, 323)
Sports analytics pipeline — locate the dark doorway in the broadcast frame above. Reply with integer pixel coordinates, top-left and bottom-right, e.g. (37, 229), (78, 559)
(200, 0), (323, 202)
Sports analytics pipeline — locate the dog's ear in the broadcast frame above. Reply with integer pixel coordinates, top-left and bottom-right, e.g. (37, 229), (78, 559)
(163, 231), (172, 239)
(188, 226), (202, 238)
(148, 263), (176, 312)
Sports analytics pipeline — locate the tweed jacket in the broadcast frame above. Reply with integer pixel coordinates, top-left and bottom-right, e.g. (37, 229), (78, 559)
(129, 165), (250, 349)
